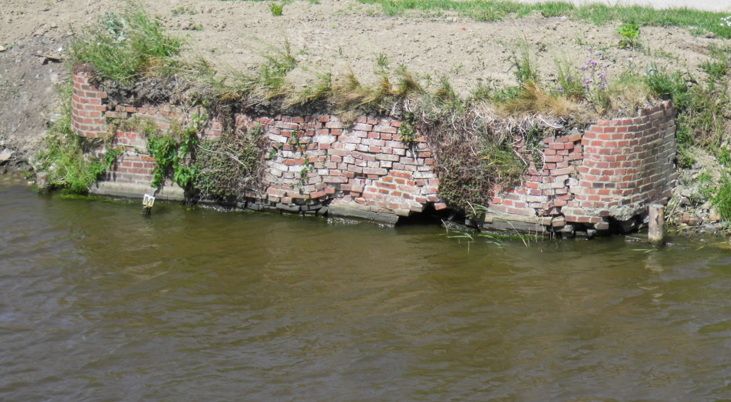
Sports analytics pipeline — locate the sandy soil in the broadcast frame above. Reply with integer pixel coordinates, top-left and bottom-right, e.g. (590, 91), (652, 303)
(1, 0), (729, 164)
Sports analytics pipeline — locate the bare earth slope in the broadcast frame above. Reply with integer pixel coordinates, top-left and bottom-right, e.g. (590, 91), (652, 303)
(1, 0), (729, 167)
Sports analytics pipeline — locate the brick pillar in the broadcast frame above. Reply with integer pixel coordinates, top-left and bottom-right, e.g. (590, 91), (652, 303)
(71, 66), (108, 139)
(565, 101), (675, 223)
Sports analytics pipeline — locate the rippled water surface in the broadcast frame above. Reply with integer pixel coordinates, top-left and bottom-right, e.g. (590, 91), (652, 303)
(2, 175), (731, 401)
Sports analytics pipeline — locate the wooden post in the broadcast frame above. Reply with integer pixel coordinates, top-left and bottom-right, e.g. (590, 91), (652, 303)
(648, 204), (665, 246)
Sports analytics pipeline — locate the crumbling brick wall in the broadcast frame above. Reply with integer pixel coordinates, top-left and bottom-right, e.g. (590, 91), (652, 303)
(71, 68), (676, 230)
(486, 102), (676, 232)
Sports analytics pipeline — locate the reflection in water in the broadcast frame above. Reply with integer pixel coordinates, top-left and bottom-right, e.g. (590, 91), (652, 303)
(1, 177), (731, 400)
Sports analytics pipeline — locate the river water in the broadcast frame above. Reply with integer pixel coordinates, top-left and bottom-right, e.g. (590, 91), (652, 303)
(2, 175), (731, 401)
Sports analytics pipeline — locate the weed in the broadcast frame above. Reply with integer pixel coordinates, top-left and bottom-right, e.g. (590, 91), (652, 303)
(146, 113), (206, 189)
(71, 5), (182, 83)
(618, 22), (641, 49)
(481, 144), (524, 183)
(511, 46), (539, 85)
(555, 59), (585, 100)
(270, 3), (284, 16)
(581, 52), (608, 90)
(194, 124), (266, 202)
(35, 84), (121, 193)
(603, 70), (652, 114)
(701, 45), (729, 81)
(697, 170), (716, 200)
(644, 46), (729, 163)
(644, 66), (687, 103)
(376, 53), (390, 72)
(713, 176), (731, 221)
(398, 112), (417, 144)
(498, 81), (575, 116)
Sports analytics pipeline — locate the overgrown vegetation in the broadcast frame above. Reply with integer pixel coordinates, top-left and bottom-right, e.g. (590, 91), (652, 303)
(145, 113), (207, 190)
(713, 177), (731, 221)
(644, 46), (730, 168)
(194, 124), (267, 202)
(358, 0), (731, 39)
(71, 4), (182, 84)
(34, 85), (121, 193)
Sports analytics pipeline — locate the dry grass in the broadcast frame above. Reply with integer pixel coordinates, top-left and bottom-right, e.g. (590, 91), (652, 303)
(497, 82), (578, 117)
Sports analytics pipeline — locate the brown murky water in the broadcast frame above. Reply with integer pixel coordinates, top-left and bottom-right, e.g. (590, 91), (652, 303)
(2, 175), (731, 401)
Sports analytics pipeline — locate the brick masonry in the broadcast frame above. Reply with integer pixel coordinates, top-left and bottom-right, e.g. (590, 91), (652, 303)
(486, 102), (676, 232)
(71, 68), (677, 229)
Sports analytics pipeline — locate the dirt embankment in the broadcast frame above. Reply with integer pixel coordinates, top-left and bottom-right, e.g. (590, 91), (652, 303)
(1, 0), (729, 169)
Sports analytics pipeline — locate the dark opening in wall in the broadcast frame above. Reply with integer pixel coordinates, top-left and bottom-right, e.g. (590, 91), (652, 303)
(395, 203), (451, 226)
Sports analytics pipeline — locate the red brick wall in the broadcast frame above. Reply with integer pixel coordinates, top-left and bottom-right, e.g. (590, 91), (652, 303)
(487, 102), (676, 231)
(71, 69), (440, 217)
(71, 67), (107, 139)
(564, 103), (676, 226)
(257, 115), (439, 216)
(486, 133), (584, 229)
(71, 69), (676, 228)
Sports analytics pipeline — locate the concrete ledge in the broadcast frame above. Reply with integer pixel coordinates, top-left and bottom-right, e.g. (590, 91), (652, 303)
(328, 200), (399, 226)
(90, 181), (185, 201)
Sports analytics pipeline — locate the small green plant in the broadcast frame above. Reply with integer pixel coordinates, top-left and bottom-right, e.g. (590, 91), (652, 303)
(171, 5), (197, 16)
(241, 42), (297, 100)
(697, 170), (716, 200)
(287, 72), (332, 106)
(713, 176), (731, 221)
(270, 3), (284, 16)
(146, 114), (206, 189)
(398, 112), (417, 145)
(644, 67), (687, 101)
(618, 22), (641, 49)
(376, 53), (390, 72)
(700, 46), (729, 81)
(555, 59), (584, 100)
(511, 46), (539, 85)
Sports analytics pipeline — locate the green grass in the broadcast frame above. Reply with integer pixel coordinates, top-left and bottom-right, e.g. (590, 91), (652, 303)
(71, 5), (182, 83)
(713, 176), (731, 221)
(358, 0), (731, 38)
(35, 84), (121, 193)
(643, 45), (730, 167)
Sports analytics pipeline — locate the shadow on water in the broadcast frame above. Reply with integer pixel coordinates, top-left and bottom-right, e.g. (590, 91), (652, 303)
(1, 180), (731, 400)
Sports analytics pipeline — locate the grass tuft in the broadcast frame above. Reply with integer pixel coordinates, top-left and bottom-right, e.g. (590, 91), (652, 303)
(270, 3), (284, 16)
(71, 4), (182, 84)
